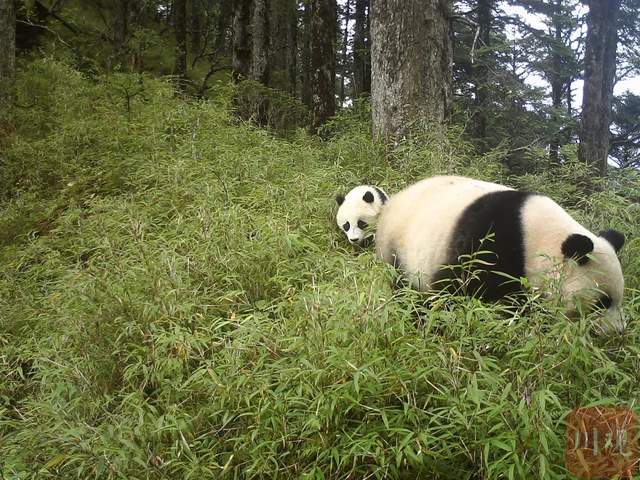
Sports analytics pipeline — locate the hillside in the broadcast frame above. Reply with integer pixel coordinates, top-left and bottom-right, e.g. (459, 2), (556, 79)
(1, 61), (640, 479)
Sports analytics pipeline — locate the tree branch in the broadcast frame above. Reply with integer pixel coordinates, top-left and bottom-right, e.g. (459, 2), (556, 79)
(34, 0), (80, 34)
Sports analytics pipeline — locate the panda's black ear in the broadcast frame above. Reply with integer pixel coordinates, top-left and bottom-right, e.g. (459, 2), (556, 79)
(363, 191), (375, 203)
(373, 186), (388, 204)
(562, 234), (594, 265)
(335, 194), (345, 206)
(599, 229), (625, 253)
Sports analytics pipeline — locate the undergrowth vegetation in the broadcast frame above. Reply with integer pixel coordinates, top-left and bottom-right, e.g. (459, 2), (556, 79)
(1, 59), (640, 479)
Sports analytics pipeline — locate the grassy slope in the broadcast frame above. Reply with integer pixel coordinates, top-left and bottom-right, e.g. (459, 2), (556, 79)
(1, 60), (640, 479)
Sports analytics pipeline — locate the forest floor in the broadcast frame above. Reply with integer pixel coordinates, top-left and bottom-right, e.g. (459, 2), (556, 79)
(1, 60), (640, 479)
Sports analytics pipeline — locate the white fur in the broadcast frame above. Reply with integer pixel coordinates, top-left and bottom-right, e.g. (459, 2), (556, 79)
(376, 176), (511, 288)
(521, 195), (625, 332)
(336, 185), (387, 245)
(375, 175), (626, 333)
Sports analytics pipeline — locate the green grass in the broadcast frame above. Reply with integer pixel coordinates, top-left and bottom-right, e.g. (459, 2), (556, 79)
(1, 59), (639, 479)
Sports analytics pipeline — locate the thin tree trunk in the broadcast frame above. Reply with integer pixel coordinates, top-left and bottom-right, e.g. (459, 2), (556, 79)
(364, 0), (370, 93)
(267, 0), (292, 91)
(174, 0), (188, 84)
(190, 0), (201, 54)
(371, 0), (453, 143)
(548, 0), (578, 165)
(339, 0), (350, 106)
(0, 0), (15, 110)
(301, 0), (312, 107)
(472, 0), (492, 146)
(113, 0), (129, 65)
(269, 0), (286, 88)
(352, 0), (369, 97)
(232, 0), (252, 82)
(549, 4), (564, 164)
(578, 0), (619, 176)
(286, 0), (297, 96)
(251, 0), (270, 84)
(310, 0), (336, 129)
(214, 0), (233, 51)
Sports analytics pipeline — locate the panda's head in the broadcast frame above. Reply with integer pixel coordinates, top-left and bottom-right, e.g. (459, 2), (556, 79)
(560, 229), (626, 333)
(335, 185), (388, 246)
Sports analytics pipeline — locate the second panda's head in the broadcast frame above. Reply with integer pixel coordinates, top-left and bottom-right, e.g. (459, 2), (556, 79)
(560, 229), (626, 333)
(335, 185), (388, 246)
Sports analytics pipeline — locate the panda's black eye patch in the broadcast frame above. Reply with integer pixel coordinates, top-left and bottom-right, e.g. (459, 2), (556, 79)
(343, 222), (350, 232)
(594, 294), (613, 310)
(357, 220), (368, 229)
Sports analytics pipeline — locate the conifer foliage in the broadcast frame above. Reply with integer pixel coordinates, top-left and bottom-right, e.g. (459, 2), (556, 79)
(3, 0), (638, 170)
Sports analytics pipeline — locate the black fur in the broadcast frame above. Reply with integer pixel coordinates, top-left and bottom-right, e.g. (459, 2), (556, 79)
(336, 194), (345, 206)
(391, 249), (403, 269)
(373, 186), (388, 204)
(561, 234), (594, 265)
(434, 190), (532, 301)
(594, 294), (613, 310)
(361, 235), (374, 248)
(599, 229), (625, 253)
(363, 191), (375, 203)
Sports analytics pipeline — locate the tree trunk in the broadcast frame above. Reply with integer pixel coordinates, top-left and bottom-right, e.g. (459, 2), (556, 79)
(251, 0), (270, 84)
(310, 0), (336, 130)
(113, 0), (130, 66)
(214, 0), (233, 52)
(232, 0), (252, 82)
(352, 0), (370, 97)
(190, 0), (201, 54)
(268, 0), (295, 91)
(339, 0), (350, 106)
(286, 0), (297, 96)
(578, 0), (620, 176)
(371, 0), (453, 143)
(0, 0), (15, 109)
(174, 0), (188, 84)
(364, 0), (371, 93)
(548, 0), (577, 165)
(269, 0), (286, 87)
(549, 3), (564, 164)
(301, 0), (312, 107)
(472, 0), (492, 146)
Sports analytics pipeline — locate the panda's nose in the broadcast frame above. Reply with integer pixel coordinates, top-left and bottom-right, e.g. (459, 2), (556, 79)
(615, 314), (627, 334)
(349, 237), (360, 244)
(601, 309), (627, 335)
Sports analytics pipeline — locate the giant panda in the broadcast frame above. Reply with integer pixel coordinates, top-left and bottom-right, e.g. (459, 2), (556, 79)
(335, 185), (388, 246)
(356, 175), (626, 333)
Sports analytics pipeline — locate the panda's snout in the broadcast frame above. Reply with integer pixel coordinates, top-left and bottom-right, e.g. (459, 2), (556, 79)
(599, 308), (627, 335)
(348, 228), (363, 244)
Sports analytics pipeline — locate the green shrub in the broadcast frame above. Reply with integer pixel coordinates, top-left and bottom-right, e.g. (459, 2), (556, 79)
(234, 80), (311, 133)
(1, 61), (639, 479)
